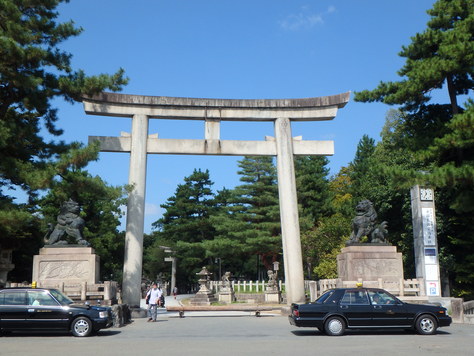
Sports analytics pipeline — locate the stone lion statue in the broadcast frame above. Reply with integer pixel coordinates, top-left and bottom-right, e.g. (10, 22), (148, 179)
(266, 270), (278, 291)
(347, 199), (388, 244)
(221, 271), (232, 291)
(44, 199), (89, 246)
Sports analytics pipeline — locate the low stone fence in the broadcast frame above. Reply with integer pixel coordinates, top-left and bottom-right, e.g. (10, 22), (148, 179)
(8, 280), (119, 305)
(310, 278), (425, 300)
(209, 280), (285, 294)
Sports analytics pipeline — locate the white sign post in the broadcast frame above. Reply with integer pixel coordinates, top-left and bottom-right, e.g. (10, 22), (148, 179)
(410, 185), (441, 296)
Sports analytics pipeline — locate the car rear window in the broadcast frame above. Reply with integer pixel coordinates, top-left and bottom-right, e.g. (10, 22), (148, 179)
(340, 290), (369, 305)
(0, 291), (27, 305)
(315, 290), (336, 304)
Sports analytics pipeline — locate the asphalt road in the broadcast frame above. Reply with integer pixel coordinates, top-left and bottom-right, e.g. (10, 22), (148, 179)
(1, 313), (474, 356)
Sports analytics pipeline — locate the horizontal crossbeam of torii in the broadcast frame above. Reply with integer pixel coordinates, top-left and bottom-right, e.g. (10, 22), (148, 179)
(82, 92), (350, 307)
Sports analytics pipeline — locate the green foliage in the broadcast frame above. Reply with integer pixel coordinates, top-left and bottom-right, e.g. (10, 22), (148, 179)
(150, 169), (216, 287)
(0, 0), (128, 248)
(349, 135), (376, 202)
(152, 169), (215, 243)
(207, 157), (281, 277)
(37, 144), (127, 281)
(302, 214), (350, 279)
(218, 156), (281, 274)
(147, 157), (283, 288)
(295, 156), (332, 224)
(354, 0), (474, 295)
(354, 0), (473, 113)
(142, 236), (171, 283)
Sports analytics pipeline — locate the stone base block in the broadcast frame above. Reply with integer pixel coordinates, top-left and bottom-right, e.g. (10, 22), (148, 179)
(32, 246), (100, 286)
(337, 244), (404, 282)
(265, 291), (281, 303)
(190, 292), (217, 306)
(218, 292), (235, 304)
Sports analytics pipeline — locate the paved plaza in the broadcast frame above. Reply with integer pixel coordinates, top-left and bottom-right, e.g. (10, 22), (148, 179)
(1, 296), (474, 356)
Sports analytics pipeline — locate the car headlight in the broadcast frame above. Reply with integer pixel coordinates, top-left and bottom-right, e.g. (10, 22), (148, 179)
(99, 311), (107, 318)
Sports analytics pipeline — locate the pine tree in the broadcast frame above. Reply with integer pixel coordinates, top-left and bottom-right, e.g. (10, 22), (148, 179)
(295, 156), (332, 224)
(208, 156), (281, 278)
(355, 0), (473, 114)
(349, 135), (376, 202)
(0, 0), (128, 247)
(37, 143), (127, 281)
(233, 156), (281, 272)
(150, 169), (216, 288)
(153, 169), (215, 243)
(354, 0), (474, 295)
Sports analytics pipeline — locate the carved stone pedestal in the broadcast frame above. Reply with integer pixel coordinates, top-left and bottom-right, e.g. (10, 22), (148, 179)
(32, 246), (100, 287)
(264, 290), (281, 303)
(218, 290), (235, 304)
(337, 244), (404, 283)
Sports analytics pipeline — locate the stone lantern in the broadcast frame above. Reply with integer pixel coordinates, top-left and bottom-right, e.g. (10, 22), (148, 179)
(197, 267), (211, 293)
(191, 267), (216, 306)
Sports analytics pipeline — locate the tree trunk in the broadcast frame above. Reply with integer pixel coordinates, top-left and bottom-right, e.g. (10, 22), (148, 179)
(446, 75), (459, 115)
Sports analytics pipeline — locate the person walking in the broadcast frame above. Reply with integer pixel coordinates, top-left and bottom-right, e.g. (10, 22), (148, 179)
(146, 283), (161, 322)
(173, 286), (178, 299)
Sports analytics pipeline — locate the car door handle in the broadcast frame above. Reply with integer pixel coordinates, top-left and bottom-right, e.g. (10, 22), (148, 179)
(374, 305), (382, 310)
(28, 308), (35, 313)
(340, 305), (349, 309)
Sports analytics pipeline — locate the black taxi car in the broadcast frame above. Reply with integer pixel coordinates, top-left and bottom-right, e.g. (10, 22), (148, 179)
(289, 287), (452, 336)
(0, 287), (113, 337)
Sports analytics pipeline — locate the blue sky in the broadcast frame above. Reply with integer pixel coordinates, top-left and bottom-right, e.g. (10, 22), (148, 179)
(49, 0), (437, 233)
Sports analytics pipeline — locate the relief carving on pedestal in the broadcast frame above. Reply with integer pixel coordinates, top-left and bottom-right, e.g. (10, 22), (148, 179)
(39, 261), (90, 280)
(353, 259), (399, 277)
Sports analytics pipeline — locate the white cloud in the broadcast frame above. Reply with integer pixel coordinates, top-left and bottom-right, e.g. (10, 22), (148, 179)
(279, 6), (336, 31)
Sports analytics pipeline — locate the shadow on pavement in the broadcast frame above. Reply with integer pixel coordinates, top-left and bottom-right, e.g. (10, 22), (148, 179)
(290, 328), (452, 337)
(0, 329), (122, 337)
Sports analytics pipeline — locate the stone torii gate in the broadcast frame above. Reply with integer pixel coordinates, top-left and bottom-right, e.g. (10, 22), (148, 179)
(82, 92), (350, 306)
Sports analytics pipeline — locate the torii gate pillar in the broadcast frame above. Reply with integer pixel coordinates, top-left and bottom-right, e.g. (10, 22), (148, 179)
(83, 92), (350, 306)
(122, 114), (148, 305)
(274, 117), (304, 304)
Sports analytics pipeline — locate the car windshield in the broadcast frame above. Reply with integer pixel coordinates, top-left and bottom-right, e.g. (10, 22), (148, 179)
(50, 289), (74, 306)
(314, 290), (335, 304)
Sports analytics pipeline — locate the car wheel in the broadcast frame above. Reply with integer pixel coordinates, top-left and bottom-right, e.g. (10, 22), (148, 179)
(324, 316), (345, 336)
(415, 314), (437, 335)
(71, 316), (93, 337)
